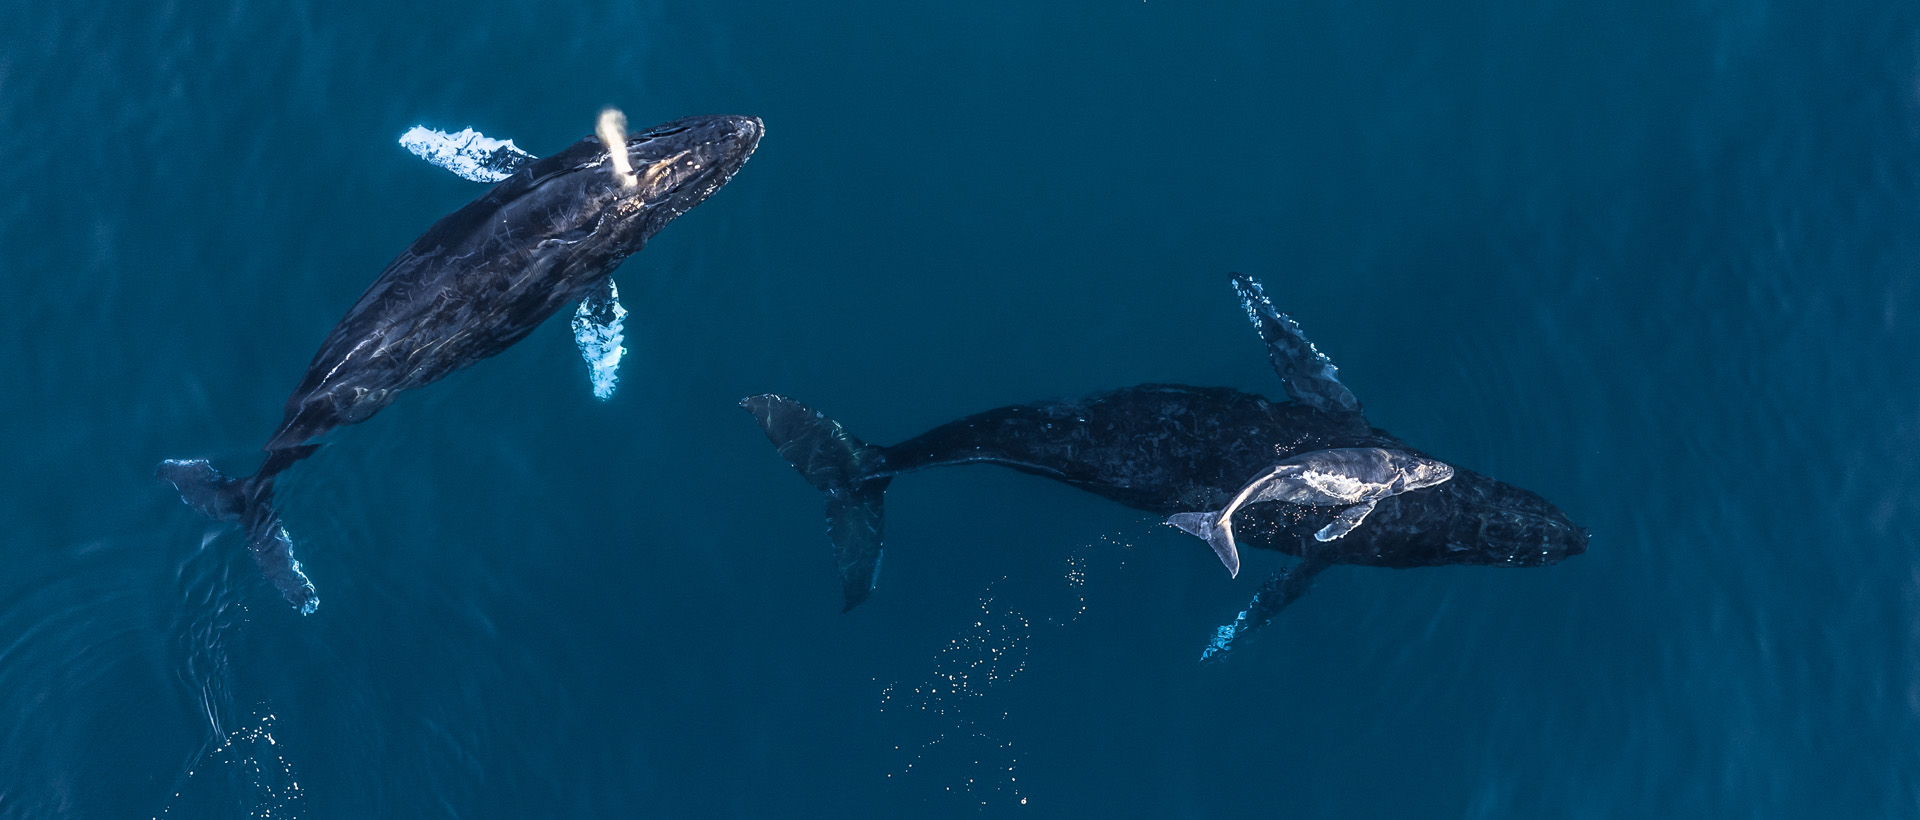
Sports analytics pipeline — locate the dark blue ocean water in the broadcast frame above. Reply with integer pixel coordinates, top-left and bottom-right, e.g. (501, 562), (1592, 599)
(4, 0), (1918, 817)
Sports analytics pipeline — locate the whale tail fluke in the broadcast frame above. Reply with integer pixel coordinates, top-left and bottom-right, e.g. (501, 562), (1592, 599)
(156, 458), (246, 521)
(157, 448), (321, 615)
(1166, 511), (1242, 578)
(741, 394), (892, 612)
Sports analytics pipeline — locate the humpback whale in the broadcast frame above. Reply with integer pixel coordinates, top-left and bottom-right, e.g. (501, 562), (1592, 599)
(1167, 447), (1455, 577)
(160, 112), (763, 613)
(743, 274), (1586, 657)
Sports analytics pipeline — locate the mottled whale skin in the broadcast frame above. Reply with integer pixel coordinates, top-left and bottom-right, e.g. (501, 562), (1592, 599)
(868, 387), (1572, 565)
(160, 114), (764, 613)
(272, 115), (763, 449)
(744, 274), (1586, 655)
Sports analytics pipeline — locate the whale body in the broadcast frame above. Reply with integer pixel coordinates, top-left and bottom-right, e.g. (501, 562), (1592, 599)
(161, 114), (764, 612)
(744, 274), (1586, 658)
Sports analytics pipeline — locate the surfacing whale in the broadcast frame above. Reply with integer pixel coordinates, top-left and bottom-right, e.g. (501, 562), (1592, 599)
(401, 114), (638, 399)
(743, 274), (1587, 658)
(160, 112), (763, 613)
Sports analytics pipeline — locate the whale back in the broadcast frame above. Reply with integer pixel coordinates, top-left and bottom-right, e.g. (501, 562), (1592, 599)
(1257, 447), (1454, 506)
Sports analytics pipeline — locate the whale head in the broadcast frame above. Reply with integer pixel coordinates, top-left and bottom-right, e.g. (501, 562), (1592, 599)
(492, 114), (765, 262)
(1438, 471), (1589, 566)
(598, 114), (764, 245)
(1384, 467), (1589, 567)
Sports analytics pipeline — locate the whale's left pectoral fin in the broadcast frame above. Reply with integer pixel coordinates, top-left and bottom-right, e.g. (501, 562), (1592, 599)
(398, 126), (537, 183)
(572, 278), (628, 400)
(1314, 500), (1377, 542)
(1229, 273), (1363, 417)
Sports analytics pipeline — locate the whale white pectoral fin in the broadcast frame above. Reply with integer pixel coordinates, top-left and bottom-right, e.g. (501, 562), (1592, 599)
(1167, 512), (1241, 578)
(398, 125), (537, 183)
(1315, 500), (1377, 542)
(571, 278), (628, 400)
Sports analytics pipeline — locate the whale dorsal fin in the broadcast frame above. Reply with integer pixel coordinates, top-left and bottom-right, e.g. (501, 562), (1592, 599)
(571, 277), (629, 400)
(399, 126), (537, 182)
(1229, 274), (1362, 417)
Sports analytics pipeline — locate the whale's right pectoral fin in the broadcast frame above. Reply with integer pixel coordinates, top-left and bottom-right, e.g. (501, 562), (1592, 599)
(1201, 552), (1330, 662)
(1314, 500), (1377, 541)
(399, 126), (538, 183)
(571, 278), (628, 400)
(1167, 512), (1241, 578)
(1229, 273), (1363, 417)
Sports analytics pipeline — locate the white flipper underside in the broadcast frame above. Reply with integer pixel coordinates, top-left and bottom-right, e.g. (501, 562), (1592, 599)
(1314, 500), (1377, 541)
(572, 279), (628, 400)
(398, 126), (536, 183)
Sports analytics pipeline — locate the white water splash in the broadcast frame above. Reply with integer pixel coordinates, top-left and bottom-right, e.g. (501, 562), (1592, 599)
(397, 126), (534, 183)
(571, 279), (628, 400)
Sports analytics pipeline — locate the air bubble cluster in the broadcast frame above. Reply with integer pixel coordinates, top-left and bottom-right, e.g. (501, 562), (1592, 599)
(876, 535), (1127, 808)
(154, 713), (304, 820)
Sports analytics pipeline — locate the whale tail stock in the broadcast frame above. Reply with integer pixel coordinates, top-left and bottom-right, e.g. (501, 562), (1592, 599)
(156, 444), (322, 614)
(740, 395), (892, 612)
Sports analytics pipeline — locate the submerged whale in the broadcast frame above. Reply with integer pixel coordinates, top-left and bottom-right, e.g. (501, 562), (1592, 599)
(160, 112), (764, 613)
(744, 274), (1586, 657)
